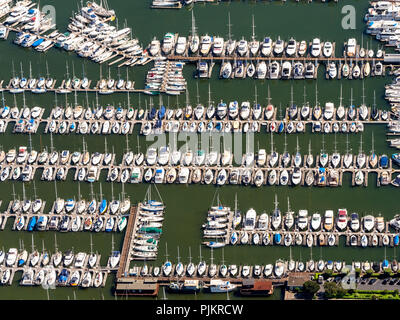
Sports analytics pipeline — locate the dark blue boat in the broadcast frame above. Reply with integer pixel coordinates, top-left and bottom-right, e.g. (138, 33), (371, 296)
(380, 155), (388, 168)
(148, 107), (156, 120)
(158, 105), (166, 119)
(27, 216), (37, 231)
(371, 107), (378, 120)
(154, 119), (162, 128)
(99, 199), (107, 214)
(32, 38), (44, 48)
(278, 121), (284, 133)
(394, 235), (399, 246)
(57, 269), (70, 285)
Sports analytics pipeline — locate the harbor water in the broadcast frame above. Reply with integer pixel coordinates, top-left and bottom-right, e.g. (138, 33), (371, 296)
(0, 0), (397, 299)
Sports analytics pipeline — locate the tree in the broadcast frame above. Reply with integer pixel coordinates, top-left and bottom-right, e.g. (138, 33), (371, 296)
(336, 286), (347, 298)
(324, 282), (338, 299)
(302, 280), (320, 298)
(394, 289), (399, 297)
(324, 281), (348, 299)
(354, 268), (361, 277)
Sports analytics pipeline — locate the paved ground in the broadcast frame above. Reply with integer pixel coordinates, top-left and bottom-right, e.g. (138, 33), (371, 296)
(357, 277), (400, 290)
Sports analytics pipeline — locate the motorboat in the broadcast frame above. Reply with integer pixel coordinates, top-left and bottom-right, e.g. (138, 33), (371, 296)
(363, 215), (375, 232)
(350, 212), (360, 232)
(311, 213), (321, 231)
(336, 209), (348, 231)
(310, 38), (321, 57)
(323, 41), (333, 57)
(297, 210), (308, 230)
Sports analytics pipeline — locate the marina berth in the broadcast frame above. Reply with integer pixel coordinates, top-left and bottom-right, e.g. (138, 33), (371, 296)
(0, 193), (131, 233)
(1, 245), (112, 287)
(0, 96), (392, 137)
(196, 197), (399, 249)
(0, 142), (399, 187)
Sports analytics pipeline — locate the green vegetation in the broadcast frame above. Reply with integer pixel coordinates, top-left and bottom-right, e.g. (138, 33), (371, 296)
(341, 290), (400, 300)
(323, 282), (347, 299)
(302, 280), (320, 299)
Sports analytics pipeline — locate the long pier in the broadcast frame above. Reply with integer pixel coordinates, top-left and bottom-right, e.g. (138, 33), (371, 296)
(117, 205), (138, 278)
(0, 147), (399, 187)
(166, 55), (385, 62)
(1, 104), (396, 137)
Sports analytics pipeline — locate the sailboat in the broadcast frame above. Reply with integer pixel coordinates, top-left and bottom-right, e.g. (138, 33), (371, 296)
(343, 135), (353, 168)
(284, 197), (294, 230)
(313, 83), (322, 120)
(336, 85), (345, 120)
(225, 13), (236, 56)
(271, 195), (281, 230)
(306, 140), (314, 167)
(186, 247), (195, 277)
(189, 11), (199, 54)
(331, 134), (341, 168)
(294, 137), (302, 167)
(219, 248), (228, 277)
(249, 15), (259, 56)
(268, 132), (278, 168)
(369, 132), (378, 168)
(357, 135), (366, 168)
(175, 246), (184, 277)
(197, 245), (206, 277)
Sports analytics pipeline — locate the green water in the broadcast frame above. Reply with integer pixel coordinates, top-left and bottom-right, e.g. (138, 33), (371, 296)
(0, 0), (397, 300)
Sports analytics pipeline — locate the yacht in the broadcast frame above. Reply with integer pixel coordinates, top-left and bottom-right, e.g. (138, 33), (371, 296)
(175, 36), (187, 55)
(243, 208), (257, 230)
(161, 32), (175, 55)
(346, 38), (356, 57)
(298, 40), (307, 56)
(256, 61), (267, 79)
(363, 215), (375, 232)
(350, 212), (360, 231)
(297, 210), (308, 230)
(323, 41), (333, 57)
(327, 62), (337, 79)
(269, 61), (280, 79)
(304, 62), (315, 79)
(311, 213), (321, 231)
(261, 37), (272, 56)
(200, 34), (212, 56)
(285, 38), (297, 56)
(212, 37), (224, 56)
(273, 37), (284, 55)
(310, 38), (321, 57)
(149, 38), (160, 56)
(336, 209), (348, 231)
(281, 61), (292, 79)
(236, 38), (248, 56)
(376, 216), (385, 232)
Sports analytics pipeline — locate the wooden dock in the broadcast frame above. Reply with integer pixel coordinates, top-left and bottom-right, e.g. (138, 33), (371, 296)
(117, 205), (138, 279)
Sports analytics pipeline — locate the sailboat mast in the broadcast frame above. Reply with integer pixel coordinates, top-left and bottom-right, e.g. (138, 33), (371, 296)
(227, 12), (232, 41)
(251, 15), (255, 41)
